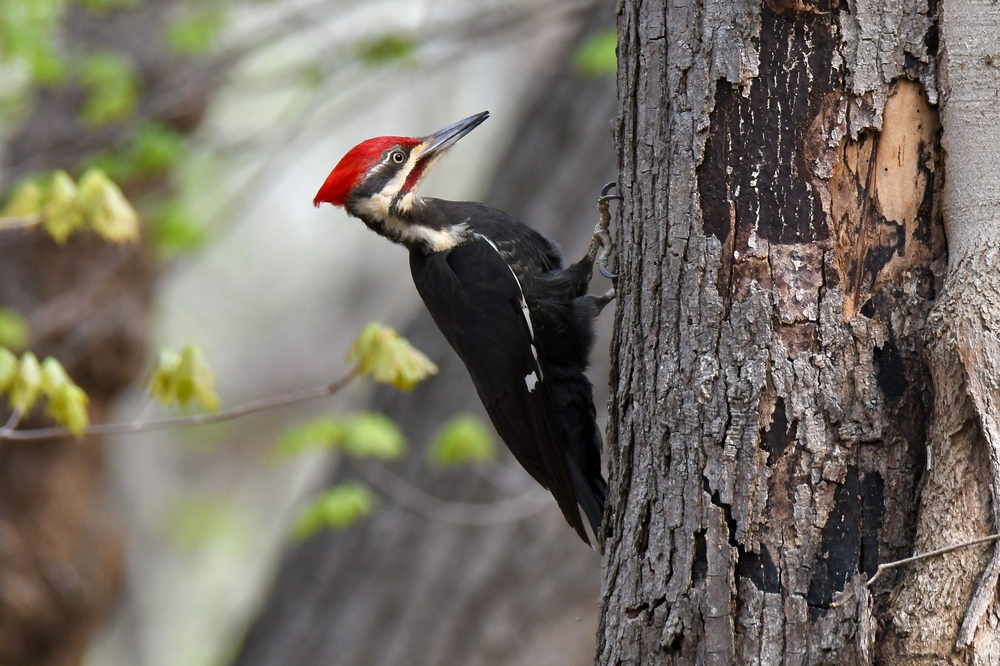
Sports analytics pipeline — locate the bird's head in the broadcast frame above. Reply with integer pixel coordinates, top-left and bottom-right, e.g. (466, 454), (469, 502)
(314, 111), (489, 219)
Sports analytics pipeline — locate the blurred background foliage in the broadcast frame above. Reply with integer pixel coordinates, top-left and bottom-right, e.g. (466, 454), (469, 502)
(0, 1), (615, 665)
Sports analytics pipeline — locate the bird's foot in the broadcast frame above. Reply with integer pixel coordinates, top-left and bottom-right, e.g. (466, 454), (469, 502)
(587, 182), (621, 279)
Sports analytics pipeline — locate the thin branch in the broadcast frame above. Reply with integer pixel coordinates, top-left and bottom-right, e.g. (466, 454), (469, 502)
(958, 543), (1000, 647)
(866, 533), (1000, 588)
(0, 407), (23, 436)
(0, 215), (42, 232)
(0, 367), (360, 441)
(361, 462), (551, 526)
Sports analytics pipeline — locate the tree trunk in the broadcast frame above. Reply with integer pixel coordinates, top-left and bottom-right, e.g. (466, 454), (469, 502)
(230, 5), (617, 666)
(597, 0), (959, 662)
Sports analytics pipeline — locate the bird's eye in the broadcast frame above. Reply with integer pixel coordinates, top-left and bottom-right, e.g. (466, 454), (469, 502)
(391, 151), (405, 164)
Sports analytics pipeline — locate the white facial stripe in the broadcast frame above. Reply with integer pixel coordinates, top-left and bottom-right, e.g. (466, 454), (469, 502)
(476, 234), (543, 390)
(354, 145), (423, 227)
(371, 145), (433, 216)
(371, 144), (424, 184)
(355, 196), (468, 251)
(396, 188), (418, 214)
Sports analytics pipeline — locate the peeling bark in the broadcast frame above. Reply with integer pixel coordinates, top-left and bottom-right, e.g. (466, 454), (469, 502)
(599, 0), (943, 663)
(883, 0), (1000, 661)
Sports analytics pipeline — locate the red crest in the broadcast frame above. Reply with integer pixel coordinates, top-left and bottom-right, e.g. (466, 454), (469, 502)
(314, 136), (421, 207)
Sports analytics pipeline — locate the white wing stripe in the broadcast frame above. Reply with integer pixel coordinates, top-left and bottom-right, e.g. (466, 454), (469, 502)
(475, 234), (544, 389)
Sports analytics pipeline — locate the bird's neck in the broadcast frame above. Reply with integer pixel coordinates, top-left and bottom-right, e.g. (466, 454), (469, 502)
(348, 197), (470, 254)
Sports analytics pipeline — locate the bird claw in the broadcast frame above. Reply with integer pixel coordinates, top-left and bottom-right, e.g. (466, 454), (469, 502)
(588, 182), (619, 279)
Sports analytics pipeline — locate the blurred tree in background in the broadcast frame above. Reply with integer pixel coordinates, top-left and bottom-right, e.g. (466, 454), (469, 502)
(0, 2), (225, 663)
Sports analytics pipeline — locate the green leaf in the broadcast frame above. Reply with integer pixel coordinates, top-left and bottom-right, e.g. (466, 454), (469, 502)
(340, 413), (405, 459)
(0, 354), (92, 434)
(43, 170), (85, 243)
(0, 347), (18, 394)
(79, 52), (139, 126)
(45, 383), (89, 436)
(8, 352), (41, 412)
(151, 201), (206, 256)
(165, 10), (225, 55)
(574, 27), (617, 76)
(83, 151), (134, 184)
(130, 123), (186, 176)
(145, 344), (219, 412)
(278, 417), (345, 456)
(428, 413), (496, 465)
(77, 168), (141, 243)
(1, 180), (44, 218)
(28, 46), (68, 85)
(180, 345), (219, 412)
(84, 123), (186, 184)
(79, 0), (139, 11)
(347, 322), (438, 391)
(147, 347), (182, 406)
(292, 482), (374, 538)
(0, 309), (30, 352)
(356, 34), (416, 66)
(0, 0), (67, 85)
(39, 356), (69, 394)
(174, 345), (220, 412)
(278, 413), (405, 460)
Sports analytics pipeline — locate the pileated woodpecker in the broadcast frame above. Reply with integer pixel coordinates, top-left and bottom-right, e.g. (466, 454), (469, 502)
(313, 111), (616, 548)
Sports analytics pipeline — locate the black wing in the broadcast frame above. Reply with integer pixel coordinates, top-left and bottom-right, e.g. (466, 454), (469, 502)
(409, 239), (591, 544)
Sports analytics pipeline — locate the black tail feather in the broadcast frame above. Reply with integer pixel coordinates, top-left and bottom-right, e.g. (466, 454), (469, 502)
(568, 459), (607, 550)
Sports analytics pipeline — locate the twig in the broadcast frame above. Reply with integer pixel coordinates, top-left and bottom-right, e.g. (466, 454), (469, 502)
(866, 533), (1000, 588)
(0, 407), (24, 437)
(0, 215), (42, 232)
(958, 543), (1000, 647)
(361, 462), (551, 526)
(0, 367), (360, 441)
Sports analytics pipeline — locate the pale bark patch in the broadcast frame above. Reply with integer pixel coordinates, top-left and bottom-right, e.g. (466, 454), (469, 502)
(824, 80), (943, 320)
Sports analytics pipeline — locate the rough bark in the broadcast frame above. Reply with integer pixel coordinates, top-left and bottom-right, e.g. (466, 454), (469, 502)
(883, 1), (1000, 662)
(230, 5), (617, 666)
(598, 0), (944, 663)
(0, 3), (224, 664)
